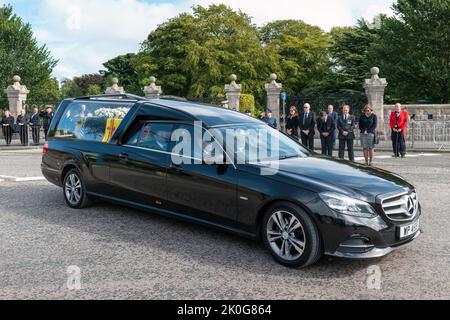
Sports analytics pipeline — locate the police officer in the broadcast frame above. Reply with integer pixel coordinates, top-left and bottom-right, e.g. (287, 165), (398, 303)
(40, 106), (54, 141)
(299, 103), (316, 150)
(17, 109), (30, 146)
(1, 110), (15, 146)
(30, 107), (41, 145)
(337, 105), (355, 161)
(245, 109), (253, 117)
(261, 109), (278, 129)
(317, 111), (335, 156)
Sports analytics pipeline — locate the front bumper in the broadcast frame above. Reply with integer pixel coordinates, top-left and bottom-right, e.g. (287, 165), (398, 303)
(307, 196), (422, 260)
(326, 229), (421, 259)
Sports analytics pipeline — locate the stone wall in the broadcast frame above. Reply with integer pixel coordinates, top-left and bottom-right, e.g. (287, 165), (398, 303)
(384, 104), (450, 121)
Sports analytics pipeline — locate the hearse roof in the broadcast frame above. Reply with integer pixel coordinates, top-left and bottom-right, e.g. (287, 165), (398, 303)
(72, 94), (264, 128)
(141, 99), (262, 127)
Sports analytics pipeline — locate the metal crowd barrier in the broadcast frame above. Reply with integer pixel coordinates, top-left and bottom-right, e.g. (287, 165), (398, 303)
(433, 122), (450, 151)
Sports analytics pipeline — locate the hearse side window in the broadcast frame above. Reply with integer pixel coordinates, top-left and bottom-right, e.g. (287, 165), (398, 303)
(53, 101), (133, 142)
(126, 122), (174, 152)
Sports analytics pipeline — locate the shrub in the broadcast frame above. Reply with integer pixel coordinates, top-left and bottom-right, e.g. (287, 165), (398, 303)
(240, 94), (256, 114)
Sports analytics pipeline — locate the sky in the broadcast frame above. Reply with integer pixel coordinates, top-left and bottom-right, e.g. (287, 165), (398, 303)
(2, 0), (395, 81)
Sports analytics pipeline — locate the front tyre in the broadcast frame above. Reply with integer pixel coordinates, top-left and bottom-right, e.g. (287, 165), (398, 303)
(63, 168), (91, 209)
(262, 202), (322, 268)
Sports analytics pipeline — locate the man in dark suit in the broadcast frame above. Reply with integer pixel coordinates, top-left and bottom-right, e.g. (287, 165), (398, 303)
(30, 107), (41, 145)
(299, 103), (316, 150)
(16, 109), (30, 146)
(317, 111), (336, 156)
(337, 105), (355, 161)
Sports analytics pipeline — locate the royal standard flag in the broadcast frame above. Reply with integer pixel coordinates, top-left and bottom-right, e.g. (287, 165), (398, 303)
(102, 119), (122, 143)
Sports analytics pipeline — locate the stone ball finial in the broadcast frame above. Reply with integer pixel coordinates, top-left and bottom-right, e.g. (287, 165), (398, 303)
(371, 67), (380, 76)
(270, 73), (277, 81)
(149, 76), (156, 84)
(112, 77), (119, 84)
(13, 75), (21, 83)
(230, 74), (237, 82)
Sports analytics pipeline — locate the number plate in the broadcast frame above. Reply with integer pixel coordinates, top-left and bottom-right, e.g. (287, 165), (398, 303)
(399, 220), (420, 239)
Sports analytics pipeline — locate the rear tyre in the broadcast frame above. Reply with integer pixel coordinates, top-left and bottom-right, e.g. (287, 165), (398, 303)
(262, 202), (322, 268)
(63, 168), (91, 209)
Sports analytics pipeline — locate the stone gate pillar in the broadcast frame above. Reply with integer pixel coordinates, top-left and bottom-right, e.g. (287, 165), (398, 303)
(143, 76), (162, 99)
(265, 73), (282, 129)
(224, 74), (241, 111)
(363, 67), (388, 121)
(5, 75), (29, 118)
(105, 77), (125, 94)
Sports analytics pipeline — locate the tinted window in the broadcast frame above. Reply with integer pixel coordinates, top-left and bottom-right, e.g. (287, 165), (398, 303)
(54, 101), (133, 142)
(126, 122), (174, 152)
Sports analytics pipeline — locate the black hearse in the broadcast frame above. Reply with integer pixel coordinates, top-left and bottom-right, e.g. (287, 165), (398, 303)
(42, 94), (421, 268)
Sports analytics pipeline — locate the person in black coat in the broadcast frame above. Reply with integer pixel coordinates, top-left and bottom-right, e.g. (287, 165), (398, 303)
(1, 110), (15, 146)
(299, 103), (316, 150)
(337, 105), (356, 161)
(286, 106), (299, 139)
(40, 106), (54, 141)
(29, 106), (41, 145)
(17, 109), (30, 146)
(317, 111), (336, 156)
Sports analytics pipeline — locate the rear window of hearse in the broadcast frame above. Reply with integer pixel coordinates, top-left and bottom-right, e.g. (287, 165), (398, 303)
(54, 101), (133, 142)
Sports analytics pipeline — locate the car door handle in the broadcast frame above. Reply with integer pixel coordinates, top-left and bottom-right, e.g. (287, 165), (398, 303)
(119, 153), (129, 161)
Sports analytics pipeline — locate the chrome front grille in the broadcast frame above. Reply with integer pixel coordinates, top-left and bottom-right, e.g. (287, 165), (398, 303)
(381, 191), (419, 222)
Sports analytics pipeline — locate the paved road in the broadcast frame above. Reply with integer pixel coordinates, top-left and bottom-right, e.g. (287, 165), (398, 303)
(0, 150), (449, 299)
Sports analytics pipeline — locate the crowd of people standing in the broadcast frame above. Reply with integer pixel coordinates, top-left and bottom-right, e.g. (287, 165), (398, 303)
(260, 103), (410, 165)
(0, 106), (54, 146)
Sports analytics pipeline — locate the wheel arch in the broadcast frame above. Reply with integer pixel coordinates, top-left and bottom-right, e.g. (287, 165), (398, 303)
(61, 162), (80, 184)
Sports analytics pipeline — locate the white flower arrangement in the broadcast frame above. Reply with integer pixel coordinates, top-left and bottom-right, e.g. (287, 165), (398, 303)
(94, 107), (130, 119)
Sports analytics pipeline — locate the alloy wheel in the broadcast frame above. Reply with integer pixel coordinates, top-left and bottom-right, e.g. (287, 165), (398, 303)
(266, 210), (306, 261)
(65, 173), (82, 206)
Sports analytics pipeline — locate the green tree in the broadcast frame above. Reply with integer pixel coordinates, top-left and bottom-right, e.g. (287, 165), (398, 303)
(239, 93), (256, 114)
(260, 20), (332, 96)
(0, 5), (58, 106)
(101, 53), (156, 95)
(86, 84), (102, 96)
(140, 4), (277, 104)
(28, 77), (61, 106)
(74, 74), (103, 95)
(372, 0), (450, 103)
(60, 78), (82, 98)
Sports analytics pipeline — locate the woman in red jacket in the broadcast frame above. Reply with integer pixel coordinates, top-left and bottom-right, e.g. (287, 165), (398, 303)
(390, 103), (409, 158)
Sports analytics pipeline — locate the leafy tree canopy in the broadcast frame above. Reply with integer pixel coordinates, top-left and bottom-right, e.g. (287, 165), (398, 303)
(0, 4), (58, 107)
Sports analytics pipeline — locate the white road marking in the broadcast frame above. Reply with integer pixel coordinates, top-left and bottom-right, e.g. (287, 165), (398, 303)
(0, 175), (46, 182)
(355, 153), (441, 161)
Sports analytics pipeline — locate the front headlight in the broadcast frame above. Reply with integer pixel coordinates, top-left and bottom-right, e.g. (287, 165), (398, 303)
(319, 192), (378, 219)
